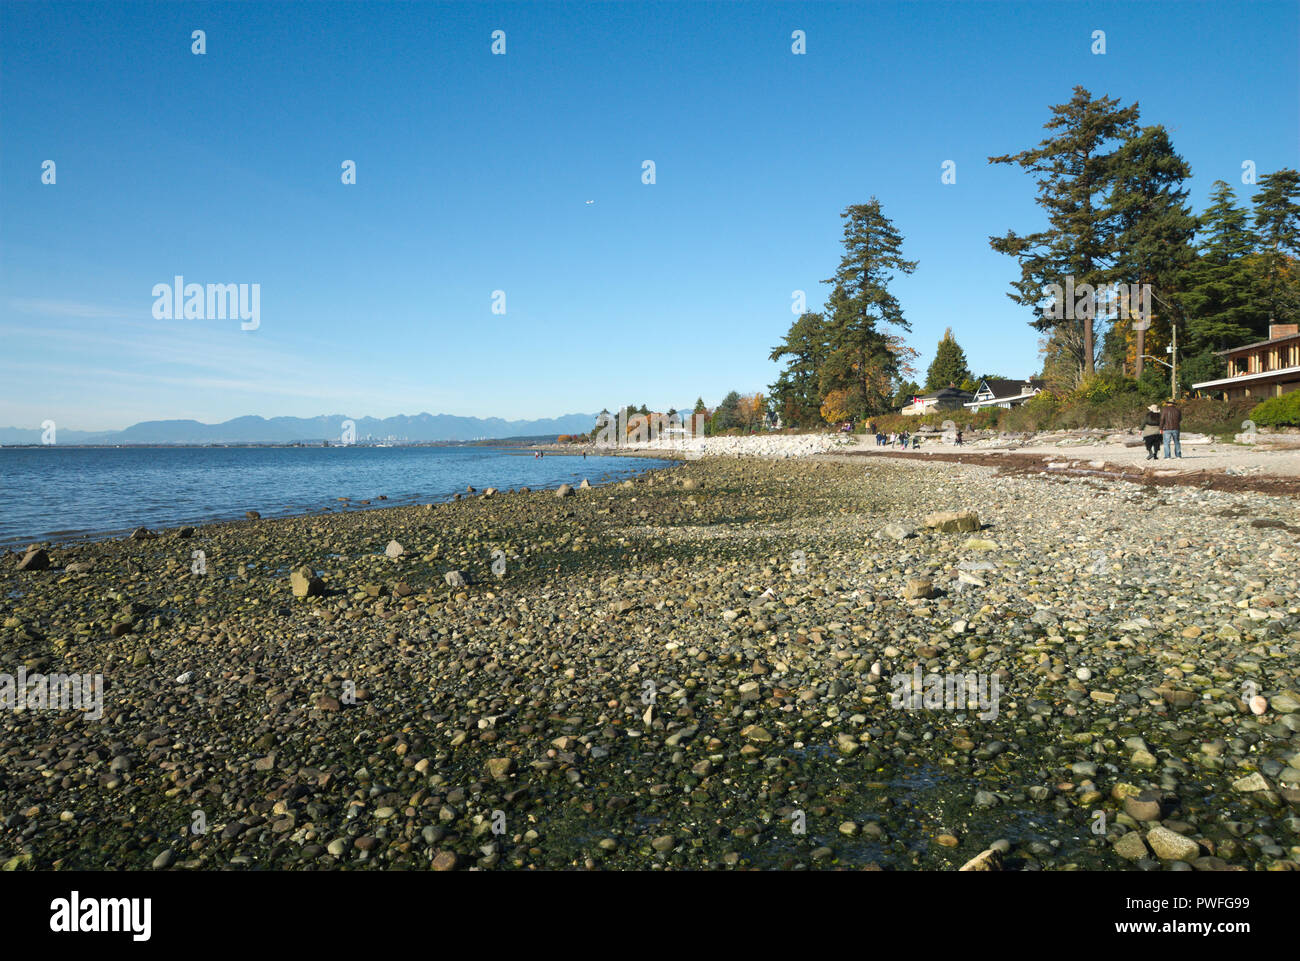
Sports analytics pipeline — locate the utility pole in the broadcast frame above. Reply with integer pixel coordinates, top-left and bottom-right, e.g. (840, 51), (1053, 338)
(1170, 323), (1178, 400)
(1145, 285), (1183, 400)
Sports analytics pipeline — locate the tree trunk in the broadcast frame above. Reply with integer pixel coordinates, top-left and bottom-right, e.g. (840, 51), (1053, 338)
(1083, 319), (1095, 377)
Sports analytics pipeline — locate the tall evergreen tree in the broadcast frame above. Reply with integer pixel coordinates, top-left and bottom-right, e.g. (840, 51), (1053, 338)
(989, 87), (1141, 380)
(924, 328), (972, 390)
(1102, 124), (1197, 375)
(768, 311), (830, 427)
(1181, 180), (1263, 353)
(1251, 168), (1300, 328)
(817, 200), (917, 415)
(708, 391), (742, 435)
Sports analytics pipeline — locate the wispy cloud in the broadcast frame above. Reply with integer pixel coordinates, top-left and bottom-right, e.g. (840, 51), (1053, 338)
(7, 298), (136, 320)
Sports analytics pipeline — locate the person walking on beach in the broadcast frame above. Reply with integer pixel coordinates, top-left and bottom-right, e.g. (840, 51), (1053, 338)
(1160, 399), (1182, 459)
(1141, 404), (1162, 460)
(955, 429), (964, 447)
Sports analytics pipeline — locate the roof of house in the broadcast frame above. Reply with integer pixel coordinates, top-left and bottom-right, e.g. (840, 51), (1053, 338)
(1191, 365), (1300, 390)
(908, 387), (972, 403)
(931, 386), (974, 400)
(977, 377), (1045, 399)
(1215, 330), (1300, 356)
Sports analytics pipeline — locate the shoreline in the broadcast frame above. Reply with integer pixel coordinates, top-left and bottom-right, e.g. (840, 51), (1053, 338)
(2, 452), (677, 552)
(2, 455), (1296, 871)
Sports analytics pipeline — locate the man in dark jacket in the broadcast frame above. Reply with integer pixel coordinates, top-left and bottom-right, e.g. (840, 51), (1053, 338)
(1142, 405), (1162, 459)
(1160, 400), (1182, 459)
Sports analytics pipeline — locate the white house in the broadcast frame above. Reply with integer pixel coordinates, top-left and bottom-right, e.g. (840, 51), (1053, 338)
(963, 378), (1045, 412)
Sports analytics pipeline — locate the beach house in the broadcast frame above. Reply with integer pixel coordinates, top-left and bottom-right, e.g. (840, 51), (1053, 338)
(1190, 324), (1300, 401)
(900, 386), (974, 416)
(963, 378), (1045, 412)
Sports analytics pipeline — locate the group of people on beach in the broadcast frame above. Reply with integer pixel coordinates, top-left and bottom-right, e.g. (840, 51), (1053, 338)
(868, 423), (965, 449)
(873, 429), (921, 449)
(1140, 399), (1183, 460)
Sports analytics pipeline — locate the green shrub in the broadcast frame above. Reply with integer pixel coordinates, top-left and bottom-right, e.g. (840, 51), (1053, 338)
(1250, 392), (1300, 428)
(1001, 391), (1059, 432)
(1182, 396), (1255, 438)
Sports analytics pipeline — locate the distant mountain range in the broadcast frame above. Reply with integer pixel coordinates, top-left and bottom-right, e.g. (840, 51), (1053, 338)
(0, 412), (604, 446)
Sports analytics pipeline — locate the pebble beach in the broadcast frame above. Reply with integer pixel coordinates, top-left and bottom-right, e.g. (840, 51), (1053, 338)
(2, 451), (1298, 871)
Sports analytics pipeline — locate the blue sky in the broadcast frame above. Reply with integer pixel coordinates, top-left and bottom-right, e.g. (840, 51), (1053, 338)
(2, 0), (1297, 430)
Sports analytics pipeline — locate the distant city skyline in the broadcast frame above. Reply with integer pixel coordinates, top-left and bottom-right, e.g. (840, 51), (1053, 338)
(2, 1), (1296, 430)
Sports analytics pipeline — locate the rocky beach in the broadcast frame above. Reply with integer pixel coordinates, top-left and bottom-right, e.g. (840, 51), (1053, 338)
(2, 452), (1298, 872)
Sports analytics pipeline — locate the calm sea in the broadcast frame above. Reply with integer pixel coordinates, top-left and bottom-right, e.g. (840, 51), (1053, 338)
(0, 446), (672, 547)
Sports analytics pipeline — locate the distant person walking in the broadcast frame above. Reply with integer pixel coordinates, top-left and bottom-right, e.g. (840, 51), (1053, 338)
(1160, 399), (1182, 459)
(1141, 405), (1162, 460)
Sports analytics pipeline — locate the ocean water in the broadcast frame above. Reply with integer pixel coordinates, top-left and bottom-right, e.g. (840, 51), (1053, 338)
(0, 446), (671, 547)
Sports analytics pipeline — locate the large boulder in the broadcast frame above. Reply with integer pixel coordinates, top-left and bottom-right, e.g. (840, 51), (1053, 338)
(958, 848), (1002, 871)
(1145, 826), (1200, 862)
(16, 548), (50, 571)
(903, 578), (937, 600)
(289, 565), (325, 598)
(444, 570), (470, 588)
(384, 540), (405, 559)
(555, 484), (574, 498)
(923, 510), (980, 533)
(880, 523), (915, 541)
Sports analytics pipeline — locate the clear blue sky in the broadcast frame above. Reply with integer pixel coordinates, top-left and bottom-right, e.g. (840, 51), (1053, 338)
(2, 0), (1296, 430)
